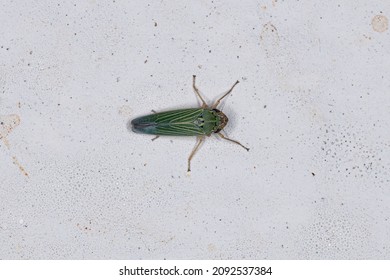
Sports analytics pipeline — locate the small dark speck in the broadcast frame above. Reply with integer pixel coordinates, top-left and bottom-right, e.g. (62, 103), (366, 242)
(264, 105), (267, 108)
(154, 22), (157, 27)
(1, 122), (4, 125)
(311, 172), (315, 176)
(208, 50), (211, 53)
(144, 59), (148, 63)
(29, 51), (33, 55)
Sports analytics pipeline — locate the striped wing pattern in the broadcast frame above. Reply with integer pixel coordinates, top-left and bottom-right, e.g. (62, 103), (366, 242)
(153, 108), (205, 136)
(133, 108), (206, 136)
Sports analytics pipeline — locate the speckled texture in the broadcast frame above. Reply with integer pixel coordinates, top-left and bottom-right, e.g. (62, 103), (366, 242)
(1, 0), (389, 259)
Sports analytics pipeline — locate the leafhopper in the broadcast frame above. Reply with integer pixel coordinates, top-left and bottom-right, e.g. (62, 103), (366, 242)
(131, 75), (249, 171)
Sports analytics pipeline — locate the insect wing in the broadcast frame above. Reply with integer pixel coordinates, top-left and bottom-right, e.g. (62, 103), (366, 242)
(131, 108), (206, 136)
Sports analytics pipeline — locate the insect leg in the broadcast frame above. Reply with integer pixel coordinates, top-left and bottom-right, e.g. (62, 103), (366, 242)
(151, 135), (160, 141)
(151, 110), (157, 113)
(217, 132), (249, 151)
(187, 136), (205, 172)
(212, 80), (240, 109)
(192, 75), (208, 108)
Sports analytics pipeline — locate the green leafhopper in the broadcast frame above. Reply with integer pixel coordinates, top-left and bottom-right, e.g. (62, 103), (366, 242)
(131, 75), (249, 171)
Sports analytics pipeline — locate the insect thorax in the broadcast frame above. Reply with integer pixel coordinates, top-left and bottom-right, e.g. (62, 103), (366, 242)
(192, 109), (228, 135)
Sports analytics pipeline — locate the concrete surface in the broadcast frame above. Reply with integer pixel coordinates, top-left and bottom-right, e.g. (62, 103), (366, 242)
(1, 0), (390, 259)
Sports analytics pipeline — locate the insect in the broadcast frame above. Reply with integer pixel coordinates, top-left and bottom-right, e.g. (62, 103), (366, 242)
(131, 75), (249, 172)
